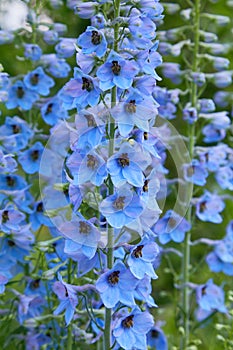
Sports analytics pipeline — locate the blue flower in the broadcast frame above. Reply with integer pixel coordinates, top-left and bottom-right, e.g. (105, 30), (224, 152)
(59, 214), (100, 259)
(78, 26), (107, 57)
(55, 38), (76, 58)
(183, 159), (208, 186)
(0, 150), (17, 173)
(60, 68), (101, 110)
(113, 307), (154, 350)
(29, 201), (53, 231)
(107, 142), (151, 188)
(18, 142), (44, 174)
(195, 279), (227, 321)
(147, 324), (168, 350)
(0, 116), (33, 152)
(67, 149), (107, 186)
(111, 91), (158, 137)
(43, 29), (59, 45)
(41, 54), (71, 78)
(96, 261), (138, 308)
(24, 67), (54, 96)
(24, 44), (42, 60)
(0, 207), (25, 233)
(195, 191), (225, 223)
(41, 96), (68, 125)
(6, 81), (38, 110)
(152, 210), (191, 244)
(96, 50), (139, 91)
(99, 185), (144, 229)
(183, 106), (198, 124)
(127, 239), (160, 279)
(53, 273), (79, 325)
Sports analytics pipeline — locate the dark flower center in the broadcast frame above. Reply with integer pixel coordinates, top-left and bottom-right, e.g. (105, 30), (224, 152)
(111, 60), (121, 75)
(6, 176), (15, 187)
(79, 221), (91, 235)
(143, 179), (149, 192)
(82, 77), (93, 92)
(64, 285), (69, 297)
(187, 165), (195, 177)
(12, 124), (20, 134)
(30, 73), (39, 86)
(30, 278), (40, 290)
(8, 239), (15, 247)
(2, 210), (9, 223)
(17, 86), (25, 99)
(113, 196), (125, 210)
(201, 286), (207, 295)
(91, 30), (101, 45)
(151, 329), (159, 338)
(37, 202), (44, 212)
(122, 315), (134, 328)
(144, 132), (148, 140)
(133, 245), (144, 258)
(199, 201), (207, 213)
(31, 149), (40, 161)
(125, 100), (136, 114)
(87, 154), (98, 169)
(45, 103), (53, 115)
(85, 114), (96, 127)
(118, 153), (130, 167)
(168, 217), (177, 229)
(108, 270), (120, 285)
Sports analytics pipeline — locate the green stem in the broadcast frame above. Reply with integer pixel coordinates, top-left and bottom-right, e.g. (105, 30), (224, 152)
(104, 1), (120, 349)
(67, 259), (73, 350)
(181, 0), (200, 349)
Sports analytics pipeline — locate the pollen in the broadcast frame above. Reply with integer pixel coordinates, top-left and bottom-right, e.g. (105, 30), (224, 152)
(113, 196), (125, 210)
(82, 77), (93, 92)
(125, 100), (136, 114)
(30, 73), (39, 85)
(79, 221), (91, 235)
(108, 270), (120, 285)
(118, 153), (130, 167)
(132, 245), (144, 258)
(122, 315), (134, 328)
(17, 86), (25, 99)
(111, 60), (121, 75)
(87, 154), (98, 169)
(91, 30), (101, 45)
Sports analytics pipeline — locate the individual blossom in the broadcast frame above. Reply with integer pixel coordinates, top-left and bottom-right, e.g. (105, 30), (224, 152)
(134, 274), (157, 307)
(43, 29), (59, 45)
(183, 105), (198, 124)
(41, 54), (71, 78)
(183, 159), (209, 186)
(147, 323), (168, 350)
(60, 67), (101, 110)
(18, 142), (44, 174)
(96, 50), (139, 91)
(113, 307), (154, 350)
(195, 279), (227, 321)
(77, 26), (107, 58)
(24, 44), (42, 60)
(195, 190), (225, 223)
(24, 67), (54, 96)
(6, 80), (38, 110)
(111, 91), (158, 137)
(152, 210), (191, 244)
(0, 150), (17, 173)
(0, 207), (25, 233)
(55, 38), (76, 58)
(96, 261), (138, 308)
(107, 142), (151, 188)
(29, 201), (53, 231)
(0, 116), (33, 152)
(100, 184), (144, 229)
(127, 238), (160, 279)
(66, 149), (107, 186)
(52, 273), (79, 325)
(59, 214), (100, 259)
(41, 96), (68, 125)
